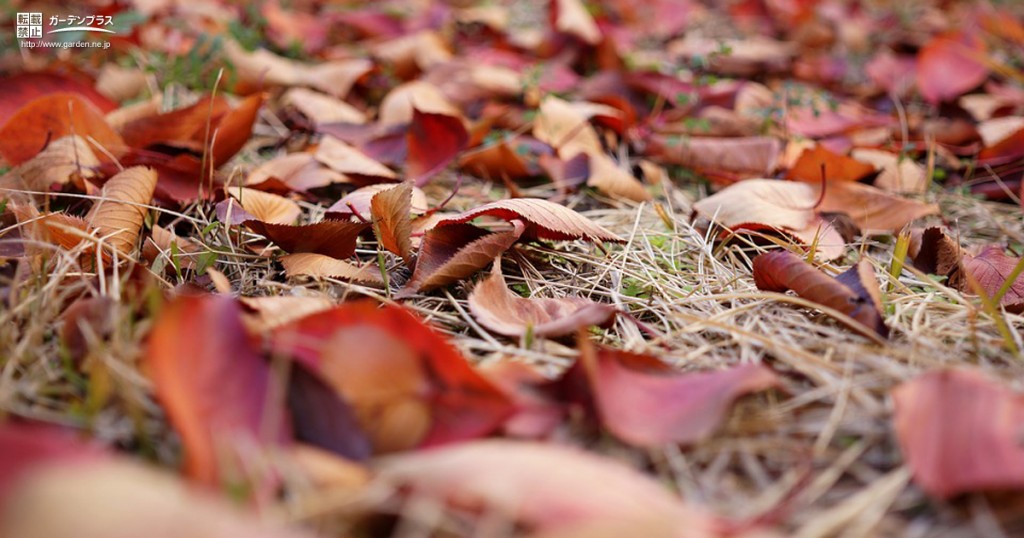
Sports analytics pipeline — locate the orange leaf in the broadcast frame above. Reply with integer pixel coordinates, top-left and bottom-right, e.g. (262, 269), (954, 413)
(753, 250), (888, 338)
(0, 93), (123, 166)
(270, 302), (514, 452)
(119, 96), (231, 151)
(370, 182), (414, 262)
(208, 93), (264, 167)
(437, 198), (624, 243)
(893, 369), (1024, 498)
(280, 253), (384, 284)
(228, 187), (300, 225)
(0, 72), (116, 126)
(86, 166), (158, 256)
(146, 295), (289, 485)
(468, 261), (616, 337)
(786, 145), (875, 183)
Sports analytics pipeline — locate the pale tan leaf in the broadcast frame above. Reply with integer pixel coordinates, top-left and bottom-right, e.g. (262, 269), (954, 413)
(228, 187), (301, 225)
(314, 136), (397, 179)
(143, 224), (202, 270)
(87, 166), (158, 255)
(554, 0), (602, 45)
(239, 295), (334, 332)
(533, 96), (605, 159)
(586, 153), (650, 202)
(851, 149), (927, 194)
(95, 65), (148, 102)
(437, 198), (624, 243)
(370, 182), (414, 262)
(468, 261), (616, 337)
(105, 96), (162, 131)
(9, 135), (99, 192)
(224, 40), (372, 98)
(281, 87), (366, 126)
(372, 30), (452, 77)
(0, 460), (313, 538)
(378, 81), (462, 126)
(817, 181), (939, 232)
(398, 222), (525, 297)
(977, 116), (1024, 146)
(280, 253), (384, 284)
(245, 153), (348, 191)
(455, 5), (509, 31)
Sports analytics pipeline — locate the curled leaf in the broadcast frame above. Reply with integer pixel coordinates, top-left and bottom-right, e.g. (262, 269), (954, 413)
(280, 253), (384, 284)
(752, 250), (888, 339)
(228, 188), (301, 225)
(0, 93), (123, 166)
(468, 261), (616, 337)
(244, 220), (369, 259)
(370, 182), (414, 262)
(399, 222), (524, 297)
(86, 167), (158, 256)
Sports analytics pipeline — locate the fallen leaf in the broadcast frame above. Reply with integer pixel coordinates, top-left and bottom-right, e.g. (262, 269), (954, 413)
(576, 344), (783, 446)
(533, 96), (606, 159)
(0, 93), (124, 166)
(5, 135), (99, 192)
(370, 182), (414, 262)
(816, 181), (938, 232)
(0, 459), (314, 538)
(207, 93), (264, 167)
(916, 31), (989, 104)
(0, 72), (116, 126)
(978, 125), (1024, 166)
(224, 40), (372, 98)
(95, 65), (148, 103)
(373, 440), (718, 535)
(892, 368), (1024, 499)
(648, 136), (781, 180)
(372, 30), (452, 78)
(551, 0), (602, 45)
(143, 224), (203, 271)
(0, 423), (108, 507)
(407, 109), (469, 185)
(961, 247), (1024, 312)
(437, 198), (624, 243)
(270, 302), (514, 452)
(327, 183), (428, 217)
(399, 222), (524, 297)
(238, 295), (334, 332)
(787, 145), (876, 183)
(281, 87), (366, 126)
(286, 366), (373, 461)
(244, 220), (370, 259)
(314, 136), (397, 180)
(586, 153), (650, 202)
(280, 253), (384, 284)
(228, 187), (301, 225)
(145, 295), (289, 485)
(86, 167), (158, 256)
(119, 96), (231, 152)
(753, 251), (888, 338)
(468, 260), (616, 337)
(245, 153), (347, 191)
(378, 80), (461, 127)
(865, 50), (917, 97)
(850, 149), (927, 194)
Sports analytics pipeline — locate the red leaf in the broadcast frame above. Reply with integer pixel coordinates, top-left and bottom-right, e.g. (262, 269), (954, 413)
(753, 250), (889, 339)
(146, 295), (289, 485)
(399, 222), (524, 297)
(578, 344), (782, 446)
(893, 369), (1024, 499)
(244, 220), (370, 260)
(0, 72), (116, 126)
(916, 31), (989, 104)
(270, 301), (515, 452)
(407, 109), (468, 185)
(0, 93), (124, 166)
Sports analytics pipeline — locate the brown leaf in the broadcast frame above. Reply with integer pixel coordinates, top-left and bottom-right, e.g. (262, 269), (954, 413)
(370, 182), (414, 262)
(437, 198), (624, 243)
(6, 135), (100, 192)
(208, 93), (264, 167)
(893, 368), (1024, 499)
(0, 93), (124, 166)
(468, 261), (616, 337)
(327, 183), (428, 217)
(374, 440), (718, 535)
(533, 96), (607, 159)
(143, 224), (202, 271)
(817, 181), (938, 232)
(787, 145), (876, 183)
(145, 295), (289, 485)
(399, 222), (525, 297)
(916, 31), (989, 104)
(407, 109), (469, 185)
(281, 87), (366, 126)
(649, 136), (781, 179)
(753, 250), (888, 339)
(576, 345), (782, 446)
(244, 220), (369, 259)
(270, 302), (514, 452)
(228, 187), (300, 225)
(280, 253), (384, 284)
(586, 153), (650, 202)
(119, 96), (231, 151)
(224, 40), (371, 98)
(86, 167), (158, 256)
